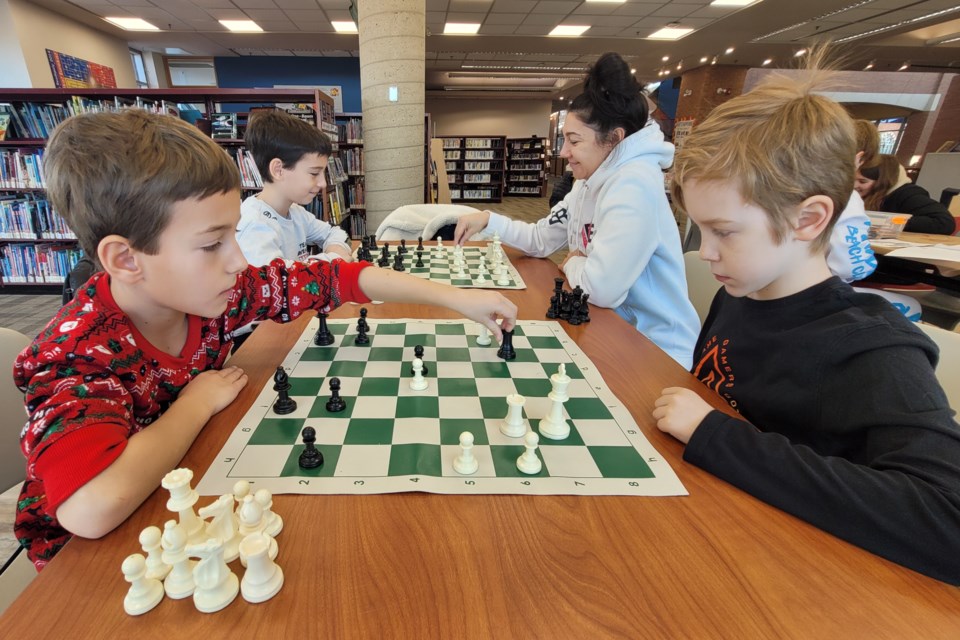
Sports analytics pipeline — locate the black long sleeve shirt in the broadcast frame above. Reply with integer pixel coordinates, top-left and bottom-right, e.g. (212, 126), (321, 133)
(883, 184), (956, 235)
(685, 277), (960, 584)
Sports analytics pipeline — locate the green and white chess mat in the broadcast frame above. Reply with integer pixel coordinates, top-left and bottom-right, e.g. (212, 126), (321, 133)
(360, 242), (527, 290)
(196, 318), (687, 497)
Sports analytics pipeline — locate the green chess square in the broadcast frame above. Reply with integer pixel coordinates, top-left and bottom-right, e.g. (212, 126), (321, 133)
(436, 347), (471, 361)
(451, 278), (472, 286)
(248, 419), (304, 445)
(301, 346), (339, 361)
(528, 419), (584, 446)
(326, 360), (367, 378)
(540, 362), (585, 379)
(374, 323), (406, 335)
(288, 377), (325, 396)
(281, 444), (341, 477)
(513, 378), (552, 398)
(511, 326), (525, 337)
(472, 361), (512, 378)
(438, 378), (478, 396)
(358, 377), (400, 396)
(328, 323), (349, 335)
(587, 446), (653, 478)
(439, 419), (488, 445)
(404, 334), (436, 347)
(344, 418), (394, 445)
(388, 443), (442, 476)
(526, 336), (564, 350)
(506, 348), (539, 363)
(564, 398), (613, 420)
(368, 347), (404, 362)
(435, 324), (467, 335)
(308, 396), (355, 418)
(396, 396), (440, 418)
(490, 445), (548, 477)
(480, 396), (510, 419)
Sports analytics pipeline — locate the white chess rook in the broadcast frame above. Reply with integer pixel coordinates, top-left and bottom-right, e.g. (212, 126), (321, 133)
(453, 431), (479, 475)
(539, 363), (572, 440)
(500, 393), (529, 438)
(516, 431), (542, 475)
(122, 553), (165, 616)
(239, 532), (285, 604)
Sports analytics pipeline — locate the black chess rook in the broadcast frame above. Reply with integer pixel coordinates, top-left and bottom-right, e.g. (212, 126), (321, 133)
(497, 329), (517, 361)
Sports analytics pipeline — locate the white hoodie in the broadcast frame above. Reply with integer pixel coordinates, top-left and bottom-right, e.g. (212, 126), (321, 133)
(487, 121), (699, 368)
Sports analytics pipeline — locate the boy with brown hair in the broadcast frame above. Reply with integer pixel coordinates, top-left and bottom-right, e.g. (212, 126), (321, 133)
(14, 109), (516, 570)
(652, 70), (960, 584)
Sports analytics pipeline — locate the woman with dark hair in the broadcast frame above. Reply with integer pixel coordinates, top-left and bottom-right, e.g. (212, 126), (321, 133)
(855, 155), (955, 235)
(454, 53), (699, 368)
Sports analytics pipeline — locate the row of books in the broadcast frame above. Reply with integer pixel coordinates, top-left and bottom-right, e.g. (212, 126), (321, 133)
(508, 163), (543, 171)
(1, 242), (83, 284)
(229, 148), (264, 189)
(341, 147), (364, 175)
(337, 118), (363, 145)
(465, 150), (497, 160)
(508, 141), (543, 150)
(0, 196), (74, 240)
(450, 188), (497, 200)
(507, 186), (544, 195)
(509, 153), (542, 161)
(0, 149), (46, 189)
(346, 177), (365, 209)
(0, 97), (183, 140)
(326, 156), (349, 184)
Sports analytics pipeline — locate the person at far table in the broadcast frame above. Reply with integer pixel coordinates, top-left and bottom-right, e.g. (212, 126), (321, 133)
(12, 109), (517, 571)
(454, 52), (699, 369)
(653, 54), (960, 585)
(855, 154), (956, 235)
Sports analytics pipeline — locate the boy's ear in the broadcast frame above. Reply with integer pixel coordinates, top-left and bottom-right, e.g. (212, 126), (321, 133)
(793, 195), (834, 242)
(97, 235), (143, 283)
(269, 158), (285, 181)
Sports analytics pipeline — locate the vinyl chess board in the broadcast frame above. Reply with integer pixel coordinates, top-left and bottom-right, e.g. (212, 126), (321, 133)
(196, 318), (686, 497)
(360, 242), (527, 290)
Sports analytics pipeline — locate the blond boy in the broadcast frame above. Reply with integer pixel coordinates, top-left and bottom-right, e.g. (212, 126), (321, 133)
(14, 110), (516, 569)
(652, 72), (960, 584)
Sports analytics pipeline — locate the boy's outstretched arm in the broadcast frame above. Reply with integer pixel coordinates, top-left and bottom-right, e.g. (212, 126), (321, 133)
(55, 367), (247, 539)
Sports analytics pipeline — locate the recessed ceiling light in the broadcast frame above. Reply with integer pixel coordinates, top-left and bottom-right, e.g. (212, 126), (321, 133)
(550, 25), (591, 37)
(648, 26), (694, 40)
(864, 62), (874, 70)
(331, 21), (358, 33)
(837, 5), (960, 43)
(630, 68), (636, 74)
(444, 23), (481, 35)
(762, 58), (773, 66)
(700, 56), (708, 63)
(711, 56), (718, 65)
(725, 47), (735, 54)
(662, 56), (670, 62)
(219, 20), (262, 32)
(898, 62), (910, 71)
(711, 0), (762, 6)
(104, 17), (159, 31)
(794, 48), (807, 57)
(676, 62), (682, 70)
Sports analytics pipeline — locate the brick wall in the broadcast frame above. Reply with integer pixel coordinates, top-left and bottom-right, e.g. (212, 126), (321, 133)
(674, 65), (750, 126)
(898, 74), (960, 164)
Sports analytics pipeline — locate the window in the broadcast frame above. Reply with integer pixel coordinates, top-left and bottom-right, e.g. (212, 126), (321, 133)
(130, 49), (148, 88)
(163, 57), (217, 88)
(877, 117), (907, 155)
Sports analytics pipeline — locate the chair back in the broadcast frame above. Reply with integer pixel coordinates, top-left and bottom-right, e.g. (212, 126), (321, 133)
(683, 252), (722, 325)
(917, 323), (960, 412)
(0, 328), (30, 492)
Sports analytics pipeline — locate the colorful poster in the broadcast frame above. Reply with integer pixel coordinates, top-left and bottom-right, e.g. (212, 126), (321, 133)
(46, 49), (117, 89)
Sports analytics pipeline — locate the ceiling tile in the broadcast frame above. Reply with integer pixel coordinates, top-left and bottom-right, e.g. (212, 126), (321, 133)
(274, 0), (322, 8)
(533, 1), (579, 14)
(514, 24), (555, 35)
(231, 0), (280, 7)
(479, 24), (520, 34)
(281, 8), (328, 19)
(490, 0), (538, 14)
(484, 12), (522, 25)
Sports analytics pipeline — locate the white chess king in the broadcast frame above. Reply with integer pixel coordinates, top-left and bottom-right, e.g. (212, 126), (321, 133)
(539, 363), (571, 440)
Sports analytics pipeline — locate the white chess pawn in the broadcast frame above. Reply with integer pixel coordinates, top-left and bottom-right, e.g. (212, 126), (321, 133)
(491, 256), (504, 276)
(410, 357), (429, 391)
(121, 553), (164, 616)
(239, 532), (284, 604)
(139, 525), (170, 581)
(539, 363), (572, 440)
(161, 520), (195, 599)
(187, 538), (239, 614)
(435, 238), (444, 254)
(198, 494), (242, 562)
(476, 323), (492, 346)
(516, 431), (542, 475)
(237, 495), (278, 567)
(453, 431), (479, 475)
(254, 488), (283, 537)
(161, 468), (205, 544)
(475, 269), (487, 284)
(500, 393), (529, 438)
(457, 262), (468, 278)
(232, 480), (251, 525)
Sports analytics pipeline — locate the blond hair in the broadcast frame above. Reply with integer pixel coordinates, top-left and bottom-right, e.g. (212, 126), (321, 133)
(44, 109), (240, 260)
(854, 119), (880, 167)
(671, 67), (856, 252)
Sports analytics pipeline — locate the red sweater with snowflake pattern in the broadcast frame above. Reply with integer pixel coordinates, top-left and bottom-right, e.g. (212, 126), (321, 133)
(13, 258), (369, 569)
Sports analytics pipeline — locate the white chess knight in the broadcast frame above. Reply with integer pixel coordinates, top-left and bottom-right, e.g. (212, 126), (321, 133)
(254, 488), (283, 537)
(516, 431), (542, 475)
(453, 431), (479, 475)
(237, 495), (278, 568)
(139, 525), (170, 581)
(476, 323), (492, 346)
(186, 537), (239, 614)
(410, 357), (429, 391)
(121, 553), (164, 616)
(239, 532), (285, 604)
(500, 393), (529, 438)
(160, 520), (195, 599)
(161, 468), (205, 544)
(198, 494), (242, 562)
(539, 363), (572, 440)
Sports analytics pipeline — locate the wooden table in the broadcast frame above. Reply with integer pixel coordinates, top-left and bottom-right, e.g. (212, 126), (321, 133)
(871, 232), (960, 294)
(3, 249), (960, 639)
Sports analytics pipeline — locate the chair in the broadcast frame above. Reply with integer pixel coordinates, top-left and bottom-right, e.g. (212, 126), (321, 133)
(917, 322), (960, 412)
(683, 251), (722, 325)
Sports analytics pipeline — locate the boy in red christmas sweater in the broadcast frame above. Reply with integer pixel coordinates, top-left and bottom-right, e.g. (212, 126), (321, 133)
(14, 109), (517, 570)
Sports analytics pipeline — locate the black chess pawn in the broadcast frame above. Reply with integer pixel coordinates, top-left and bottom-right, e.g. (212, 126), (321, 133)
(326, 377), (346, 412)
(354, 322), (370, 345)
(298, 427), (324, 469)
(568, 297), (583, 326)
(393, 251), (405, 272)
(313, 311), (335, 346)
(272, 366), (297, 415)
(415, 250), (424, 268)
(580, 293), (591, 322)
(410, 344), (429, 375)
(378, 246), (390, 268)
(497, 329), (517, 361)
(399, 238), (407, 254)
(358, 307), (370, 332)
(571, 285), (583, 301)
(417, 235), (424, 252)
(546, 293), (559, 319)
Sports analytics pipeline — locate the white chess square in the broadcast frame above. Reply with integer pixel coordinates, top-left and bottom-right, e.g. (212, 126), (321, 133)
(539, 445), (603, 477)
(302, 418), (351, 444)
(363, 361), (406, 378)
(292, 361), (331, 378)
(405, 322), (435, 335)
(392, 418), (442, 444)
(506, 362), (550, 378)
(484, 418), (529, 445)
(565, 379), (597, 398)
(475, 378), (519, 398)
(368, 333), (404, 349)
(469, 347), (502, 362)
(335, 445), (391, 476)
(536, 349), (573, 364)
(512, 336), (531, 350)
(574, 420), (631, 446)
(521, 323), (555, 337)
(441, 444), (496, 477)
(435, 361), (474, 378)
(351, 396), (398, 418)
(231, 446), (290, 477)
(439, 396), (482, 418)
(335, 346), (375, 361)
(525, 396), (562, 421)
(435, 334), (469, 348)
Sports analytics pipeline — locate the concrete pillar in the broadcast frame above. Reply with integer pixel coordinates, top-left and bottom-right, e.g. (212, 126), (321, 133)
(358, 0), (426, 233)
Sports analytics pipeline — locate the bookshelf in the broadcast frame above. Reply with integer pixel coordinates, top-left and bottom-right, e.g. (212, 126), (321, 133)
(505, 137), (547, 197)
(325, 112), (365, 240)
(437, 135), (506, 203)
(0, 87), (334, 291)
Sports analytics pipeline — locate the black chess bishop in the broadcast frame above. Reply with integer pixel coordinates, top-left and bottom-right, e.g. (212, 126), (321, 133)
(272, 366), (297, 415)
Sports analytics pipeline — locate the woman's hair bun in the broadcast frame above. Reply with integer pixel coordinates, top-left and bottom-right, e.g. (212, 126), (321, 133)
(571, 52), (647, 139)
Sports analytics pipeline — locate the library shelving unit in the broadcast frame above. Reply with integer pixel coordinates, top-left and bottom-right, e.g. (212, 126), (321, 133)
(505, 137), (547, 197)
(437, 135), (506, 203)
(326, 112), (365, 239)
(0, 87), (334, 292)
